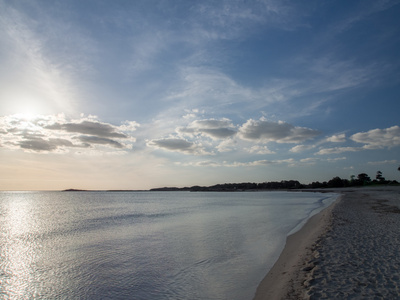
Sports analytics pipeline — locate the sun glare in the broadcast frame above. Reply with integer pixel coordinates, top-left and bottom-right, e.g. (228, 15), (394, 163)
(11, 112), (44, 132)
(15, 113), (37, 121)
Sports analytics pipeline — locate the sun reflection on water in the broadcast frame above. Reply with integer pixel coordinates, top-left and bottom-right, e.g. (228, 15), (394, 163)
(0, 192), (41, 299)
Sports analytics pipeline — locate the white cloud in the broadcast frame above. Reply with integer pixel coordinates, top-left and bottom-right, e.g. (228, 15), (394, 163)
(0, 114), (137, 153)
(326, 133), (346, 143)
(151, 116), (324, 156)
(300, 158), (319, 164)
(167, 67), (257, 112)
(290, 144), (315, 153)
(176, 160), (221, 167)
(238, 118), (320, 143)
(316, 147), (361, 155)
(316, 126), (400, 155)
(350, 126), (400, 149)
(246, 145), (275, 154)
(216, 139), (237, 153)
(119, 121), (140, 132)
(182, 109), (201, 119)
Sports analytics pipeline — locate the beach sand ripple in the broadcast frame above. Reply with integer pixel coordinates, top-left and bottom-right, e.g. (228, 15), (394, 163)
(291, 188), (400, 299)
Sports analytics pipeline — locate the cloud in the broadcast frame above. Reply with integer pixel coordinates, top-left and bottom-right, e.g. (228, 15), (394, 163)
(119, 121), (141, 132)
(147, 138), (209, 155)
(178, 158), (295, 167)
(190, 0), (302, 39)
(176, 160), (221, 167)
(327, 157), (347, 162)
(190, 119), (233, 129)
(367, 160), (398, 165)
(229, 158), (296, 167)
(46, 120), (128, 138)
(0, 3), (94, 115)
(316, 147), (361, 155)
(245, 145), (275, 154)
(166, 68), (259, 114)
(178, 118), (237, 139)
(326, 133), (346, 143)
(350, 126), (400, 149)
(152, 117), (321, 156)
(0, 114), (137, 153)
(216, 139), (237, 153)
(316, 126), (400, 155)
(19, 137), (76, 152)
(238, 118), (320, 143)
(289, 144), (316, 153)
(299, 158), (319, 164)
(290, 133), (346, 153)
(77, 136), (124, 149)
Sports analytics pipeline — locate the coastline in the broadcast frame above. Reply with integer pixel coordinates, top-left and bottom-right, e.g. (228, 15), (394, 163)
(253, 191), (340, 300)
(254, 186), (400, 299)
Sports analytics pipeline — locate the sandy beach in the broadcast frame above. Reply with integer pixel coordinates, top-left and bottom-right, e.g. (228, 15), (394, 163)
(254, 186), (400, 299)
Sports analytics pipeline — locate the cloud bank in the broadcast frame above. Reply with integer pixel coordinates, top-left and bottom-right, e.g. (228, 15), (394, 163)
(316, 126), (400, 155)
(0, 114), (138, 153)
(1, 114), (399, 180)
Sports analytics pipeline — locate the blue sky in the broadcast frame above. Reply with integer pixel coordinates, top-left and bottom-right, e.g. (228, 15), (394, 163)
(1, 0), (399, 190)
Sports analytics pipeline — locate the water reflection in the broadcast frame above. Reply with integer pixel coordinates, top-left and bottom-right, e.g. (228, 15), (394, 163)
(0, 191), (337, 300)
(0, 192), (41, 298)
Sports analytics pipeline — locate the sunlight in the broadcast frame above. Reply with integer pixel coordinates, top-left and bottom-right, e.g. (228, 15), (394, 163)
(14, 112), (37, 121)
(2, 90), (61, 117)
(1, 193), (40, 297)
(12, 97), (45, 118)
(11, 113), (42, 132)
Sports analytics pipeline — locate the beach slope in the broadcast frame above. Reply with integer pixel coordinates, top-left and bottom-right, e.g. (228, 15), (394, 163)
(254, 186), (400, 299)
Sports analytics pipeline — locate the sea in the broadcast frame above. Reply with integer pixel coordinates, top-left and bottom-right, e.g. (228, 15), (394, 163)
(0, 191), (338, 300)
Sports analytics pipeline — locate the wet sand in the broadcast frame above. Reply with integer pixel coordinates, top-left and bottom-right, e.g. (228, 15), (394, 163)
(254, 186), (400, 299)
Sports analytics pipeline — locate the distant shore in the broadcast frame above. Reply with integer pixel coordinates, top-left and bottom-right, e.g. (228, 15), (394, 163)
(254, 186), (400, 299)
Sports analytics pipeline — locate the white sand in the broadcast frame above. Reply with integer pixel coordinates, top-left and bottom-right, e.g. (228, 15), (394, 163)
(254, 186), (400, 299)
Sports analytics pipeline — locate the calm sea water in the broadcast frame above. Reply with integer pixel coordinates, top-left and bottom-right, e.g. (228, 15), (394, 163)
(0, 191), (337, 300)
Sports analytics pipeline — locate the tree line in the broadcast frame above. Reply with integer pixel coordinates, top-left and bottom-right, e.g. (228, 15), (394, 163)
(151, 170), (399, 192)
(307, 171), (398, 189)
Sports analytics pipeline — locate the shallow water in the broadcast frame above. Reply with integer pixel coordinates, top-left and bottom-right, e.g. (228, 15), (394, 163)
(0, 191), (337, 299)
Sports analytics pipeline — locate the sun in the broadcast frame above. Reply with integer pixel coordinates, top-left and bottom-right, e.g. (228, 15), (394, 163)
(3, 92), (61, 117)
(13, 98), (46, 117)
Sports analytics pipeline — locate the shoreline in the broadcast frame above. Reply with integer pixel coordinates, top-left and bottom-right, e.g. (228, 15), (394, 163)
(253, 186), (400, 299)
(253, 191), (341, 299)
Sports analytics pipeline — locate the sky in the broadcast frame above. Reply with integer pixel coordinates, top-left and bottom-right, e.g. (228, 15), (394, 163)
(1, 0), (400, 190)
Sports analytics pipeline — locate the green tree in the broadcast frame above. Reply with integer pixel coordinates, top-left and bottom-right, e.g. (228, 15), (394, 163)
(328, 176), (345, 187)
(357, 173), (371, 185)
(376, 171), (385, 182)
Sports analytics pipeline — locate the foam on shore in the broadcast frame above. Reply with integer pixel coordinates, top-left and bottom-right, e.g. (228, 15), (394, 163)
(254, 186), (400, 299)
